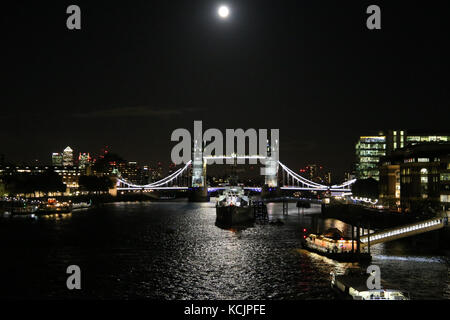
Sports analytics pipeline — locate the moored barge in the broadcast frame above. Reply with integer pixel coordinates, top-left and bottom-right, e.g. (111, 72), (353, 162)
(301, 228), (371, 263)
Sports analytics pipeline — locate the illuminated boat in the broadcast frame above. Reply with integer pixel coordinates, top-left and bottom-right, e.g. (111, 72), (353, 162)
(0, 199), (38, 217)
(37, 198), (72, 215)
(331, 267), (410, 300)
(215, 187), (254, 227)
(301, 228), (371, 262)
(72, 200), (92, 210)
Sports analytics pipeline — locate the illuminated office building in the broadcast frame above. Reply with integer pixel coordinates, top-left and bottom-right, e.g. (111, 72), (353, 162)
(62, 146), (74, 166)
(355, 134), (386, 180)
(300, 164), (332, 185)
(355, 130), (449, 181)
(78, 152), (91, 169)
(386, 130), (406, 155)
(406, 134), (449, 145)
(52, 152), (63, 166)
(53, 165), (81, 193)
(386, 130), (449, 154)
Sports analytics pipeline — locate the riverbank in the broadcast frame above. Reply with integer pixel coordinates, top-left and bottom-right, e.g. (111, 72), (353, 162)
(321, 202), (450, 251)
(321, 202), (435, 228)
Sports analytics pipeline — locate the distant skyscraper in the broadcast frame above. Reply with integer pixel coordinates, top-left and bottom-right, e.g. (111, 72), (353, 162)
(325, 171), (332, 185)
(52, 152), (63, 166)
(62, 146), (74, 166)
(78, 152), (91, 169)
(299, 164), (331, 184)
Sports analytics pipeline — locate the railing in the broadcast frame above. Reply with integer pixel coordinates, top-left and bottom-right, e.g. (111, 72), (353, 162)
(360, 217), (445, 246)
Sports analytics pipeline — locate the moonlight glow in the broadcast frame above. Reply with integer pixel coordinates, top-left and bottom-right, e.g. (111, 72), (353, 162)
(218, 6), (230, 18)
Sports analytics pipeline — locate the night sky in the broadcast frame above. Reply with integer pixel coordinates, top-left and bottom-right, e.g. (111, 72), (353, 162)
(1, 1), (449, 181)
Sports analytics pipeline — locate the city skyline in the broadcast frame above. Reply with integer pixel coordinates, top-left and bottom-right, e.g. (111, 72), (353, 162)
(0, 1), (449, 304)
(2, 127), (449, 182)
(1, 1), (449, 180)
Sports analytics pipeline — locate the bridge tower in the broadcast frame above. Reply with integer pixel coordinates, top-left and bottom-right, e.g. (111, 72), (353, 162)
(264, 136), (279, 187)
(189, 134), (209, 202)
(261, 134), (281, 199)
(191, 137), (205, 187)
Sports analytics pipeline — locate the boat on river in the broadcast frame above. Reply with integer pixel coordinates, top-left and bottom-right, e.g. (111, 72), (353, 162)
(37, 198), (72, 215)
(331, 267), (410, 300)
(0, 199), (38, 218)
(72, 200), (92, 210)
(301, 228), (371, 262)
(215, 187), (254, 227)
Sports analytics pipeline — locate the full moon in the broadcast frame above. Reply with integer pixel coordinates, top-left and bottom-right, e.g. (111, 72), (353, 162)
(218, 6), (230, 18)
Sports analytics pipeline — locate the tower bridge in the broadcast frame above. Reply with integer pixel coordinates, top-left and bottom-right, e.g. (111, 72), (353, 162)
(116, 133), (355, 196)
(116, 155), (355, 195)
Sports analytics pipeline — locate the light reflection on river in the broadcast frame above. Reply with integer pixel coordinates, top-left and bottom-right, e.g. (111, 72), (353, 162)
(0, 201), (448, 299)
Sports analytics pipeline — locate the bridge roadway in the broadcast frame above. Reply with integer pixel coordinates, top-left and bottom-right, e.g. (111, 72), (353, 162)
(360, 216), (447, 247)
(116, 186), (350, 194)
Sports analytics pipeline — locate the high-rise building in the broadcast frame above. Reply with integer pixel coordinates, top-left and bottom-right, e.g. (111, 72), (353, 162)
(121, 161), (140, 183)
(52, 152), (63, 166)
(300, 164), (332, 185)
(78, 152), (91, 169)
(386, 130), (406, 155)
(356, 130), (450, 182)
(386, 130), (449, 155)
(405, 133), (449, 145)
(355, 134), (386, 181)
(53, 165), (80, 193)
(141, 165), (151, 184)
(62, 146), (74, 166)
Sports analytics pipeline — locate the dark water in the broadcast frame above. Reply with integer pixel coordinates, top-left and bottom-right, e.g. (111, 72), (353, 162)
(0, 201), (448, 299)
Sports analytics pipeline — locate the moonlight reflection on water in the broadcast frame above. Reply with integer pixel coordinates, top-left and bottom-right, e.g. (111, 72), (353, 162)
(0, 201), (448, 299)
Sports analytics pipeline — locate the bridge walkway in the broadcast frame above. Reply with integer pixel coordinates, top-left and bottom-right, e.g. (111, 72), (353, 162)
(360, 216), (448, 247)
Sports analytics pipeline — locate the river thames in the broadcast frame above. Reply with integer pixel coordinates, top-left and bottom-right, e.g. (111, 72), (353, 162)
(0, 202), (448, 299)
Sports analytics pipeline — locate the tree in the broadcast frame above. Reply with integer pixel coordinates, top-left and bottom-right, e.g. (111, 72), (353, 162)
(2, 170), (66, 197)
(38, 170), (67, 195)
(92, 153), (126, 175)
(79, 175), (115, 194)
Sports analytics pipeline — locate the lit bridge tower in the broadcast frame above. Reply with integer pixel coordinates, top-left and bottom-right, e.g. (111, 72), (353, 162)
(189, 135), (209, 202)
(192, 137), (204, 187)
(264, 134), (279, 187)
